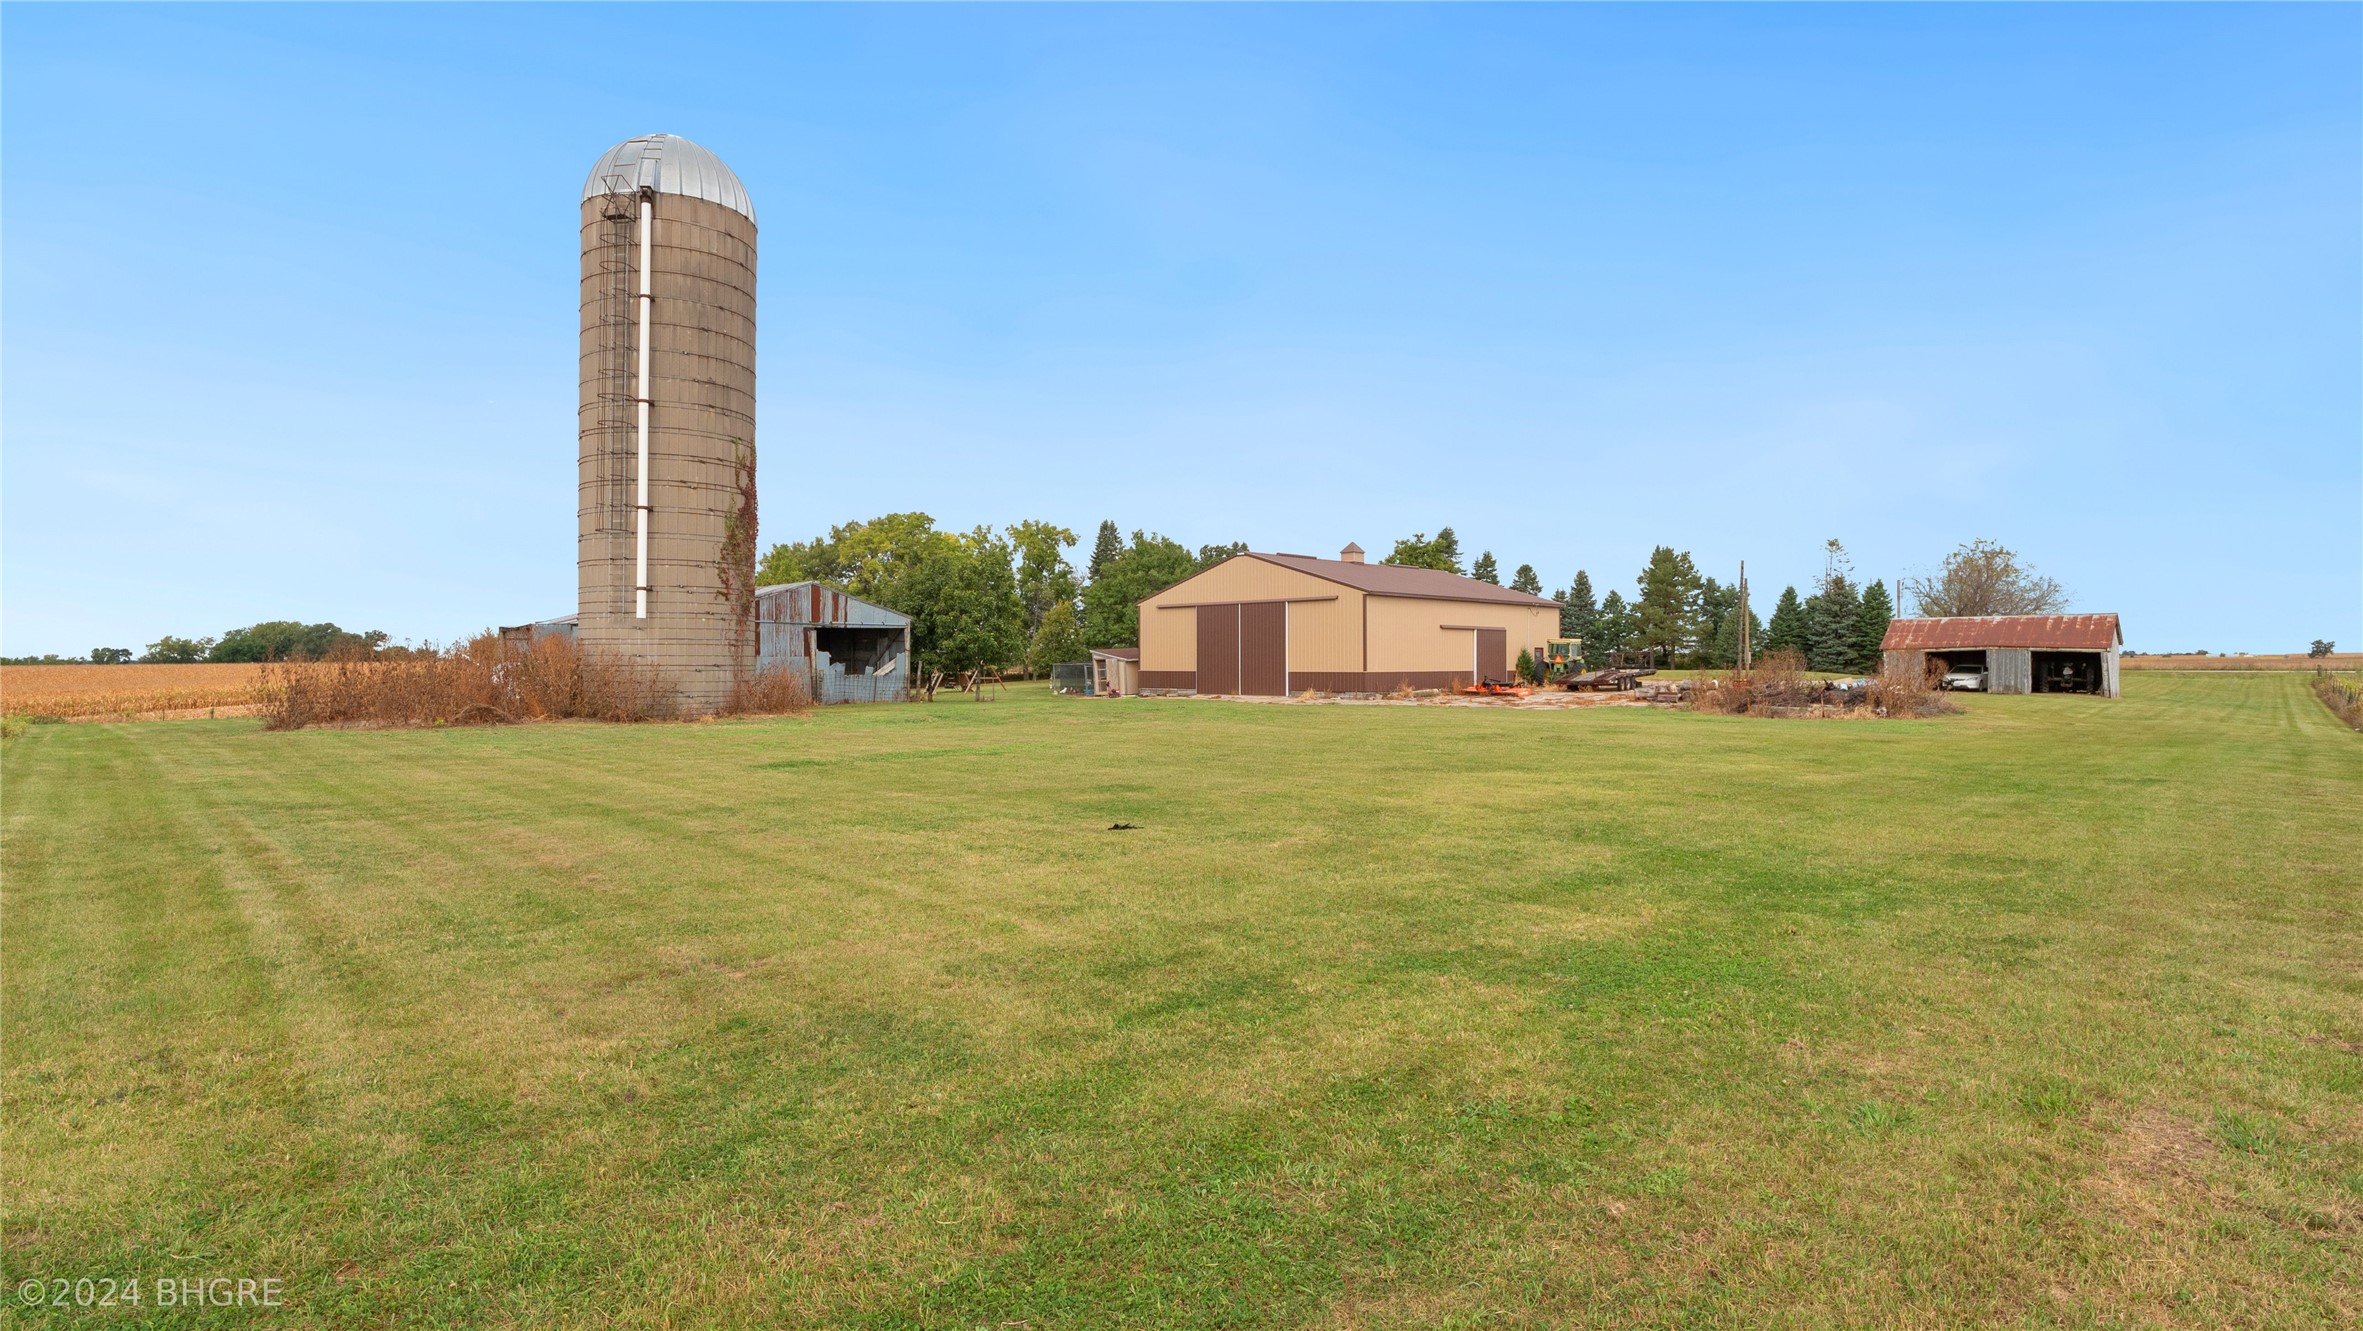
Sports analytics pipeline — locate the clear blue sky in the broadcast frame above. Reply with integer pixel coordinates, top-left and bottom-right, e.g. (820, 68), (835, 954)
(6, 3), (2357, 656)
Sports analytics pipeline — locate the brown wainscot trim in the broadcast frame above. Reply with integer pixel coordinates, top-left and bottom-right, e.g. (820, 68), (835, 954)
(1145, 669), (1480, 695)
(1368, 670), (1473, 692)
(1285, 671), (1366, 693)
(1294, 670), (1474, 693)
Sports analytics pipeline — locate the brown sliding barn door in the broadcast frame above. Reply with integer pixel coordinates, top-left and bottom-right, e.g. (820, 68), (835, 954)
(1240, 602), (1286, 696)
(1196, 604), (1240, 694)
(1476, 627), (1508, 683)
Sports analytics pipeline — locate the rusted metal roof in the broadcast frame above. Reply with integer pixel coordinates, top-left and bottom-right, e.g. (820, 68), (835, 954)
(1880, 615), (2121, 651)
(1243, 553), (1560, 608)
(754, 581), (909, 627)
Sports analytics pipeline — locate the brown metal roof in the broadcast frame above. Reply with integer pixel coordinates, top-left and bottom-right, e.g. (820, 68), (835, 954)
(1091, 647), (1140, 660)
(1880, 614), (2121, 651)
(1243, 553), (1560, 607)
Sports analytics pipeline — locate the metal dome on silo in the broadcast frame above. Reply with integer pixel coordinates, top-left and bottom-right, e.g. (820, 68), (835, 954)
(576, 133), (758, 712)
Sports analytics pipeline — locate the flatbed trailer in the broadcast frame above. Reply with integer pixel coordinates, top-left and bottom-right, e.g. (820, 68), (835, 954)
(1562, 668), (1647, 692)
(1561, 650), (1658, 692)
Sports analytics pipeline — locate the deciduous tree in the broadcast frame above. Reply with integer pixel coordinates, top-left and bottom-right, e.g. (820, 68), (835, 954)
(1903, 539), (2067, 617)
(1008, 519), (1079, 638)
(1025, 600), (1087, 676)
(141, 636), (214, 664)
(755, 512), (956, 606)
(1384, 528), (1463, 573)
(1081, 531), (1200, 648)
(902, 527), (1025, 677)
(1196, 541), (1248, 570)
(210, 622), (386, 663)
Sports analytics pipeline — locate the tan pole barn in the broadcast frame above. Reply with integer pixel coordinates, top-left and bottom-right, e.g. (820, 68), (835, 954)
(1136, 546), (1561, 695)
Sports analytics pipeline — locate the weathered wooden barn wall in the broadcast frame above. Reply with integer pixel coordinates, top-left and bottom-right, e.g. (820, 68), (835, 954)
(1990, 648), (2033, 695)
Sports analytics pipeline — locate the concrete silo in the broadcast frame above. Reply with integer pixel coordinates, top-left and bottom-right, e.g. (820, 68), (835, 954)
(577, 134), (758, 711)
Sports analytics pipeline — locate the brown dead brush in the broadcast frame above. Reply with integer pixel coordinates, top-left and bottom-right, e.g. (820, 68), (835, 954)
(721, 665), (814, 717)
(1687, 648), (1957, 719)
(2313, 671), (2363, 731)
(1865, 658), (1961, 718)
(261, 633), (685, 730)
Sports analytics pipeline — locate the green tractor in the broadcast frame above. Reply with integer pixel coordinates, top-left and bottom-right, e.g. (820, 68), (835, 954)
(1538, 638), (1583, 685)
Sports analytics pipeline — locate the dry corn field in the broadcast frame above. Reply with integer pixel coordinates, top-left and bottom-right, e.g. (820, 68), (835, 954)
(0, 663), (290, 720)
(2122, 653), (2362, 671)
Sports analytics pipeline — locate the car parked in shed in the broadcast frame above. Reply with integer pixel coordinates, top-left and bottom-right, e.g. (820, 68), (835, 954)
(1941, 662), (1987, 691)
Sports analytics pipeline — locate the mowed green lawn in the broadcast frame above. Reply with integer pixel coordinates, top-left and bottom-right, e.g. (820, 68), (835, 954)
(4, 674), (2357, 1328)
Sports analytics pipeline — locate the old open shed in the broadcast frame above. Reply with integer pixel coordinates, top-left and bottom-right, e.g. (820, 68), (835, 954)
(1882, 614), (2122, 697)
(756, 582), (910, 704)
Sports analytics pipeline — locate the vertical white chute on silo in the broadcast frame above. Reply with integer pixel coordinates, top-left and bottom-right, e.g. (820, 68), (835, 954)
(634, 192), (652, 619)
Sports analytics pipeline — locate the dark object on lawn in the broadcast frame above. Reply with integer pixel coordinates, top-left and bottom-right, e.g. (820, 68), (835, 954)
(1564, 648), (1658, 692)
(1109, 822), (1141, 831)
(1459, 678), (1531, 697)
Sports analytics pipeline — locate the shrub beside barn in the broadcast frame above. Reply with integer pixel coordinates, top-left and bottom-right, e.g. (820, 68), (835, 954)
(1881, 614), (2123, 697)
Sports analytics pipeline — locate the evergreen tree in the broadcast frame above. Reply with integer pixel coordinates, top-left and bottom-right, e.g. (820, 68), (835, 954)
(1696, 577), (1738, 668)
(1803, 539), (1862, 673)
(1631, 546), (1706, 663)
(1710, 599), (1765, 669)
(1594, 591), (1632, 659)
(1764, 586), (1806, 658)
(1087, 520), (1123, 582)
(1472, 551), (1500, 585)
(1855, 580), (1895, 674)
(1561, 571), (1600, 662)
(1510, 564), (1542, 596)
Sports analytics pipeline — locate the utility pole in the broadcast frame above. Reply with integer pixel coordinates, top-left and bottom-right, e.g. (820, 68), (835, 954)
(1738, 560), (1751, 671)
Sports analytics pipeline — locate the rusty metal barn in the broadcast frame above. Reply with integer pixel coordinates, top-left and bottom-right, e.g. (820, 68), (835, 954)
(755, 583), (911, 704)
(1881, 614), (2123, 697)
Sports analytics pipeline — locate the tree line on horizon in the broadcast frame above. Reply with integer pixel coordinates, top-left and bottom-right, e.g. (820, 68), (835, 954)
(16, 530), (2080, 677)
(3, 621), (394, 668)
